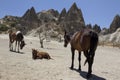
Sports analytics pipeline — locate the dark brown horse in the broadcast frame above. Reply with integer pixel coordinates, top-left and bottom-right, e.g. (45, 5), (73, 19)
(9, 30), (25, 52)
(64, 29), (98, 78)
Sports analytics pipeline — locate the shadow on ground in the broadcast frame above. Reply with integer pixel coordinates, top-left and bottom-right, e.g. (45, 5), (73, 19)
(10, 50), (25, 54)
(71, 68), (106, 80)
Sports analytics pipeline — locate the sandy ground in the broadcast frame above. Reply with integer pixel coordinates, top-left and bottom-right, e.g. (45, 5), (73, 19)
(0, 34), (120, 80)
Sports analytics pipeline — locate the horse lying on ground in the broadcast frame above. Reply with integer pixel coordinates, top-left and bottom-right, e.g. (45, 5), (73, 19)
(32, 49), (52, 60)
(64, 29), (98, 78)
(9, 30), (26, 53)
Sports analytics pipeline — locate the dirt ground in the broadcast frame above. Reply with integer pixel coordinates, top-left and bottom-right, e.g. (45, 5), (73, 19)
(0, 34), (120, 80)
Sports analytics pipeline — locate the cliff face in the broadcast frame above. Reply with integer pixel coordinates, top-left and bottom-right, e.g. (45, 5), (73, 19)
(109, 15), (120, 33)
(65, 3), (84, 23)
(19, 7), (39, 34)
(93, 24), (101, 33)
(36, 2), (85, 35)
(99, 28), (120, 46)
(63, 2), (85, 34)
(37, 9), (59, 23)
(58, 8), (66, 22)
(22, 7), (38, 22)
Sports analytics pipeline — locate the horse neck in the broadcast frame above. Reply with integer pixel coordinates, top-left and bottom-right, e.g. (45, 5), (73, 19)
(70, 31), (82, 45)
(71, 32), (79, 40)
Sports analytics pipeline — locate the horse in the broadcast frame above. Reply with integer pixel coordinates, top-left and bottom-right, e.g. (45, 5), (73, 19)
(32, 49), (52, 60)
(9, 30), (26, 53)
(64, 29), (98, 78)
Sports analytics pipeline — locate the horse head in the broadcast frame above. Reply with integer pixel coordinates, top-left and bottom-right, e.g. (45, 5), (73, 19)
(64, 30), (71, 47)
(20, 40), (26, 49)
(32, 49), (37, 59)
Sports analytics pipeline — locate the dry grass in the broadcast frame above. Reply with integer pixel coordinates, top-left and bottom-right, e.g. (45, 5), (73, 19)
(98, 41), (120, 48)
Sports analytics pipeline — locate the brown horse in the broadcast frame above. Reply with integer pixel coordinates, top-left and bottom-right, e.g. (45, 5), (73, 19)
(32, 49), (52, 60)
(9, 30), (25, 52)
(64, 29), (98, 78)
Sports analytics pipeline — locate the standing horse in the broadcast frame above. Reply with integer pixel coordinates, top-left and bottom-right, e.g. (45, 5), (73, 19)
(64, 29), (98, 78)
(9, 30), (25, 52)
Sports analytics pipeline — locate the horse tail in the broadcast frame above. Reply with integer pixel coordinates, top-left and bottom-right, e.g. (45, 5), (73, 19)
(84, 31), (98, 66)
(84, 59), (87, 66)
(90, 31), (98, 51)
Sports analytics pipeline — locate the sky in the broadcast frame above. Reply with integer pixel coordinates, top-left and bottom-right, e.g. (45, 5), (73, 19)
(0, 0), (120, 28)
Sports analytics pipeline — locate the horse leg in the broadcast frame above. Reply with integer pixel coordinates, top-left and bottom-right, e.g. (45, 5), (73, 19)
(17, 41), (20, 53)
(10, 41), (14, 51)
(9, 42), (12, 51)
(78, 52), (81, 71)
(87, 50), (95, 78)
(9, 41), (11, 50)
(10, 40), (14, 51)
(71, 47), (75, 70)
(9, 40), (14, 51)
(15, 41), (17, 52)
(11, 43), (13, 51)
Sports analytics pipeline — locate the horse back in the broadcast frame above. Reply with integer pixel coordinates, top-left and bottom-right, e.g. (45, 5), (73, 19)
(70, 29), (93, 51)
(16, 33), (24, 41)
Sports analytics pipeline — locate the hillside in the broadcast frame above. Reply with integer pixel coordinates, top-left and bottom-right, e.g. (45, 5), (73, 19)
(99, 28), (120, 47)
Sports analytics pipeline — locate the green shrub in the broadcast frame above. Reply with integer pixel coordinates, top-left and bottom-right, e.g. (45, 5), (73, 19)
(0, 24), (9, 31)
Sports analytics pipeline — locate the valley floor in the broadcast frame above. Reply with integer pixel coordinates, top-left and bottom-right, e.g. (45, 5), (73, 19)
(0, 34), (120, 80)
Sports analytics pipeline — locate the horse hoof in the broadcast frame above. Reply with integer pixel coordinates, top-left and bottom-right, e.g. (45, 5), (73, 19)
(86, 73), (92, 78)
(70, 66), (73, 70)
(78, 68), (81, 71)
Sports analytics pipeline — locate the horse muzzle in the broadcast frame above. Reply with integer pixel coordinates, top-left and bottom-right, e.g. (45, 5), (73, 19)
(20, 47), (23, 50)
(64, 44), (67, 47)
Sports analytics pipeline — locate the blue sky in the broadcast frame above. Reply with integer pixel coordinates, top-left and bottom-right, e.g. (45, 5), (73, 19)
(0, 0), (120, 28)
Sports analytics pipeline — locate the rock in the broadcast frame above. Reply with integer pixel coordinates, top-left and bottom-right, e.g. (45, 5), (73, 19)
(109, 14), (120, 33)
(58, 8), (66, 22)
(19, 7), (39, 34)
(37, 9), (59, 22)
(93, 24), (101, 33)
(86, 24), (92, 29)
(100, 28), (109, 35)
(99, 28), (120, 45)
(63, 2), (85, 34)
(22, 7), (38, 22)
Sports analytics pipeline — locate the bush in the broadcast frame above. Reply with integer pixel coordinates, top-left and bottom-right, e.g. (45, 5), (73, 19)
(0, 24), (9, 31)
